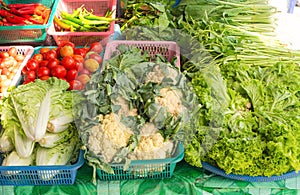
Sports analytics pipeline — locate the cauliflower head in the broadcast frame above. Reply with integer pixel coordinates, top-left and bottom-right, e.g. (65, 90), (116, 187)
(128, 123), (175, 160)
(88, 113), (133, 163)
(155, 87), (183, 118)
(145, 65), (178, 84)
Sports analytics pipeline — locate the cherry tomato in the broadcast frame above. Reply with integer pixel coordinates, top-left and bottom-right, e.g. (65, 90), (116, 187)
(24, 70), (36, 82)
(75, 61), (84, 72)
(74, 48), (88, 57)
(72, 54), (84, 63)
(32, 53), (43, 63)
(39, 60), (49, 67)
(61, 56), (75, 70)
(89, 42), (103, 53)
(45, 50), (58, 61)
(60, 45), (74, 57)
(77, 73), (90, 85)
(39, 47), (50, 54)
(79, 68), (91, 76)
(47, 59), (60, 70)
(26, 59), (39, 71)
(58, 41), (75, 49)
(37, 67), (50, 78)
(40, 75), (50, 80)
(66, 69), (78, 81)
(69, 79), (83, 90)
(51, 65), (67, 79)
(21, 66), (28, 74)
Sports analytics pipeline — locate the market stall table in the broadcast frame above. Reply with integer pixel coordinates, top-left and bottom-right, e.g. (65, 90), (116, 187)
(1, 161), (300, 195)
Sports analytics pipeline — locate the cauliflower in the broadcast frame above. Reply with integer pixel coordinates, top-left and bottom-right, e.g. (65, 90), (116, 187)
(76, 44), (198, 177)
(155, 87), (183, 118)
(88, 113), (133, 163)
(145, 65), (178, 84)
(111, 95), (138, 117)
(128, 123), (175, 161)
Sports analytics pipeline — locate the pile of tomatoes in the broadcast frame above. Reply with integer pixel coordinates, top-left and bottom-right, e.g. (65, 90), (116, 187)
(22, 41), (103, 90)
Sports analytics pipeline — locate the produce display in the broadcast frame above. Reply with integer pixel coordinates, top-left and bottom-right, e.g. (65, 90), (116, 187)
(21, 41), (104, 90)
(0, 77), (81, 169)
(0, 0), (300, 189)
(74, 43), (199, 182)
(0, 2), (51, 26)
(119, 0), (300, 178)
(54, 5), (114, 32)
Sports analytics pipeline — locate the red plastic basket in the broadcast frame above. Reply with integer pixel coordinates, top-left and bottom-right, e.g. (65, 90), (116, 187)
(103, 40), (181, 68)
(47, 0), (117, 46)
(0, 46), (34, 97)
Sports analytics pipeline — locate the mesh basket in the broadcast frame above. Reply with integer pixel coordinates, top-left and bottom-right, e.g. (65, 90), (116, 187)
(47, 0), (117, 46)
(0, 46), (34, 97)
(201, 162), (300, 182)
(97, 143), (184, 181)
(103, 40), (181, 68)
(0, 150), (84, 186)
(0, 0), (59, 44)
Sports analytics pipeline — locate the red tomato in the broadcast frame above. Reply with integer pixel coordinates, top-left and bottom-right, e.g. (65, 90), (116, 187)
(89, 42), (103, 53)
(75, 61), (84, 72)
(39, 47), (50, 55)
(74, 48), (88, 57)
(39, 60), (49, 67)
(60, 45), (74, 58)
(51, 65), (67, 79)
(47, 59), (60, 70)
(45, 50), (58, 61)
(66, 69), (78, 81)
(24, 70), (36, 82)
(58, 41), (75, 49)
(61, 56), (75, 70)
(22, 66), (28, 74)
(69, 79), (83, 90)
(72, 54), (84, 62)
(40, 75), (50, 80)
(32, 53), (43, 63)
(37, 67), (50, 78)
(26, 59), (39, 71)
(79, 68), (91, 76)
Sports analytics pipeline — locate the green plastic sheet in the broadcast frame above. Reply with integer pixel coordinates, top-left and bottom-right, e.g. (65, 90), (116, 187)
(1, 161), (300, 195)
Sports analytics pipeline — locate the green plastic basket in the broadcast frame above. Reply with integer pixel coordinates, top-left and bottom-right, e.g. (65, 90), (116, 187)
(96, 142), (184, 181)
(0, 0), (60, 44)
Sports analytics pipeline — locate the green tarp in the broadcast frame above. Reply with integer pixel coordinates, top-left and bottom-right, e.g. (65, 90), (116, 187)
(2, 161), (300, 195)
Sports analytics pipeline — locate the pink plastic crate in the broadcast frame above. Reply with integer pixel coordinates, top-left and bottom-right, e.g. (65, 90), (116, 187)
(103, 40), (181, 68)
(47, 0), (117, 46)
(0, 46), (34, 97)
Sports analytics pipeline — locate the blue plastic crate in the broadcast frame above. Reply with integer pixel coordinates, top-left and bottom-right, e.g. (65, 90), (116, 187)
(0, 150), (84, 186)
(97, 143), (184, 181)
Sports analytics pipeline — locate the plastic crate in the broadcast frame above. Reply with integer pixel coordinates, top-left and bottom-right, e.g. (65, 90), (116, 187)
(0, 46), (34, 97)
(47, 0), (117, 46)
(97, 143), (184, 181)
(0, 0), (60, 44)
(103, 40), (181, 68)
(0, 150), (85, 186)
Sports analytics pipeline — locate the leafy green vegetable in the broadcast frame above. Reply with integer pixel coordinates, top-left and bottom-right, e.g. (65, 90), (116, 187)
(0, 77), (82, 167)
(119, 0), (300, 177)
